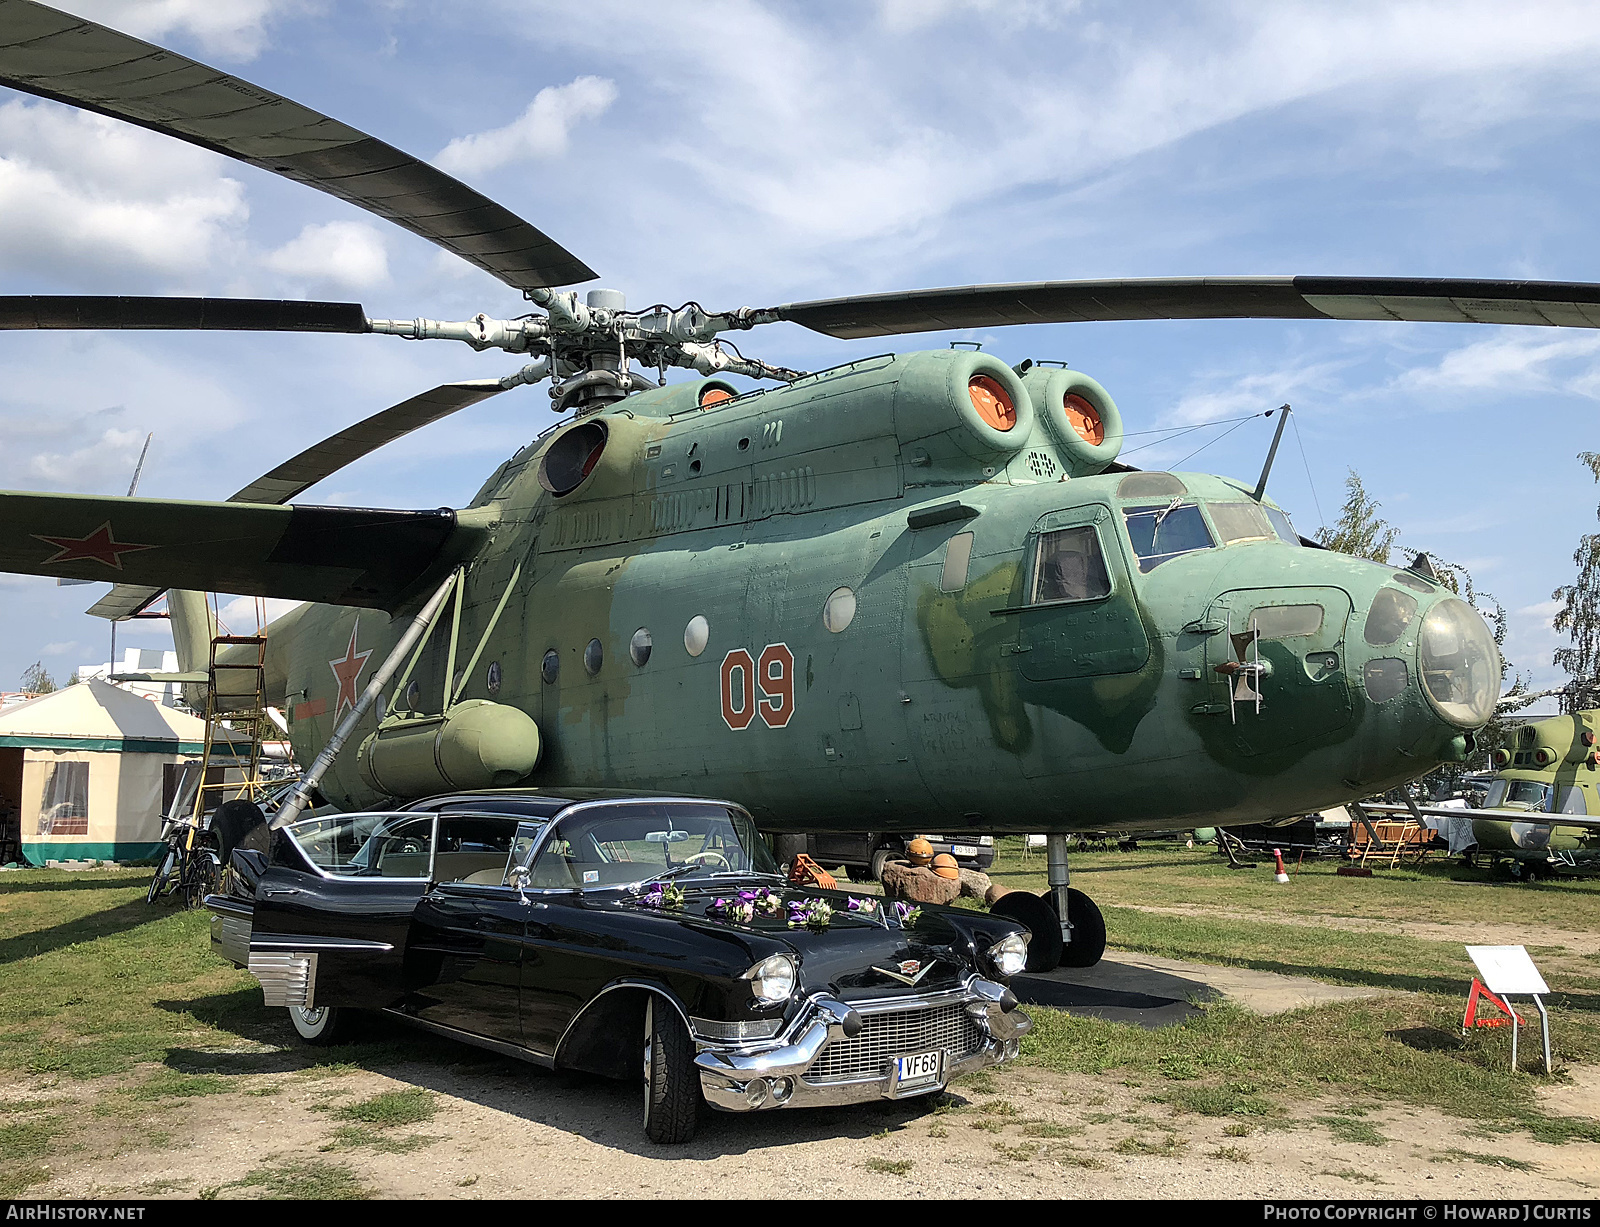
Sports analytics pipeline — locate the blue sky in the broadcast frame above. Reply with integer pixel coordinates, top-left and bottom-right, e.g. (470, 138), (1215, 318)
(2, 0), (1599, 709)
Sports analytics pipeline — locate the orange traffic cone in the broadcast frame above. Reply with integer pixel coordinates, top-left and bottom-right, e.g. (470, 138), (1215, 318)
(1272, 847), (1289, 884)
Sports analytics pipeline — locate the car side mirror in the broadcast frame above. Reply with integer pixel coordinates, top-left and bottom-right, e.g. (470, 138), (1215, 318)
(509, 864), (532, 904)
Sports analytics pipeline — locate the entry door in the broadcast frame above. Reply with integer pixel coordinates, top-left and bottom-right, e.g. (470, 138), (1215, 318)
(1202, 586), (1354, 756)
(1018, 504), (1150, 681)
(406, 885), (527, 1044)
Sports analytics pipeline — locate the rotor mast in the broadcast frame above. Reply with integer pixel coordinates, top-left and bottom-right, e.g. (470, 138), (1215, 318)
(367, 290), (802, 416)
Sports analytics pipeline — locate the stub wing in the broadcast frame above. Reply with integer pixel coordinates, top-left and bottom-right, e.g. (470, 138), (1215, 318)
(0, 491), (483, 611)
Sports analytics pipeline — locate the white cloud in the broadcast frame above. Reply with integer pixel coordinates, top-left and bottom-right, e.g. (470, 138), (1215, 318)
(488, 0), (1600, 294)
(435, 77), (619, 177)
(219, 596), (304, 634)
(39, 642), (79, 657)
(1393, 332), (1600, 397)
(26, 426), (148, 488)
(0, 100), (247, 285)
(263, 221), (390, 291)
(50, 0), (302, 62)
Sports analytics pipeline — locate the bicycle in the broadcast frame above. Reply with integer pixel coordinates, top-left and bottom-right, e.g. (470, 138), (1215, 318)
(146, 815), (222, 908)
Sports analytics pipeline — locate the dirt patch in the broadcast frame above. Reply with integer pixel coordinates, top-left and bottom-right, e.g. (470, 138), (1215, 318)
(1124, 903), (1600, 957)
(20, 1059), (1600, 1199)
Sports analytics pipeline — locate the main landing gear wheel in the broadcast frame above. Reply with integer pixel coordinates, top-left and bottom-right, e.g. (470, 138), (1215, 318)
(642, 997), (700, 1145)
(1047, 887), (1107, 969)
(287, 1005), (357, 1046)
(990, 890), (1063, 973)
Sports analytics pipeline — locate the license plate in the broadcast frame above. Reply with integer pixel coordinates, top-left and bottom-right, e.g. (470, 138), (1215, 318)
(952, 845), (979, 858)
(895, 1050), (942, 1087)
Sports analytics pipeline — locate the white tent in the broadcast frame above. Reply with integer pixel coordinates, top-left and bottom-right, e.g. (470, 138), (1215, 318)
(0, 680), (220, 864)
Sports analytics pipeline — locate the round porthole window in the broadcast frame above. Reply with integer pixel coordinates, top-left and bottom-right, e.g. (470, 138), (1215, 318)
(584, 637), (604, 676)
(630, 628), (653, 667)
(486, 660), (502, 695)
(404, 679), (420, 712)
(541, 649), (560, 684)
(684, 615), (709, 657)
(823, 586), (857, 634)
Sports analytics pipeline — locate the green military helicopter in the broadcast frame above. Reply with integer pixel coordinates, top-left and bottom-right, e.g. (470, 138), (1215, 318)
(1367, 711), (1600, 880)
(2, 0), (1593, 970)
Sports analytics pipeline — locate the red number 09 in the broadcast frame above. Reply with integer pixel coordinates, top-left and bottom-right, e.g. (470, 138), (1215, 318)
(721, 643), (795, 731)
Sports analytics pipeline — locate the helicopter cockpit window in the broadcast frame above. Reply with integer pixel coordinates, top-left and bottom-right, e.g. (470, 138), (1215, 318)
(1247, 604), (1324, 640)
(1116, 472), (1187, 499)
(1362, 587), (1417, 646)
(1263, 506), (1300, 545)
(1502, 780), (1554, 811)
(1207, 501), (1275, 545)
(1559, 786), (1589, 816)
(1030, 527), (1111, 603)
(1122, 504), (1215, 573)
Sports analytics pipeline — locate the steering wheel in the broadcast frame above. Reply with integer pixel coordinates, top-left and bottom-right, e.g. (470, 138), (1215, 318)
(684, 850), (732, 870)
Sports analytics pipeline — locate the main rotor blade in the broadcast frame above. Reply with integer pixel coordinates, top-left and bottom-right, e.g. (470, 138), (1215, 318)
(0, 1), (596, 290)
(86, 378), (505, 620)
(0, 295), (367, 332)
(774, 276), (1600, 339)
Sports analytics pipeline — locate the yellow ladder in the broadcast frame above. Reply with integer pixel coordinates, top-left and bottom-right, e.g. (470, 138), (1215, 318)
(191, 633), (270, 818)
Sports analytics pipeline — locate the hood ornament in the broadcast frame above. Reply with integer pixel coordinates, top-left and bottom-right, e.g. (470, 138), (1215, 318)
(871, 958), (936, 987)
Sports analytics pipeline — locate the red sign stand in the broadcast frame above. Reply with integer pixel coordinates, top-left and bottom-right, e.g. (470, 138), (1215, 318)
(1462, 978), (1522, 1031)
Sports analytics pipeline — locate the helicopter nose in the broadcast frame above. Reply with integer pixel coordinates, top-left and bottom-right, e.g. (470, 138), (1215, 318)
(1411, 596), (1500, 729)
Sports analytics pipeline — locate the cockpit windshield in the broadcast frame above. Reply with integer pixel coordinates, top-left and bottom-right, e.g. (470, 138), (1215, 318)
(528, 803), (779, 890)
(1484, 778), (1554, 811)
(1122, 503), (1215, 572)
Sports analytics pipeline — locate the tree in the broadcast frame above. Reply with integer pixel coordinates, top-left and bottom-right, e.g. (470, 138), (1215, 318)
(19, 662), (55, 694)
(1316, 469), (1399, 563)
(1552, 451), (1600, 714)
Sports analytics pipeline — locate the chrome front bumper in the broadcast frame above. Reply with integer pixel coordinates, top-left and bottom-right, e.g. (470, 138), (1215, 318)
(694, 978), (1030, 1113)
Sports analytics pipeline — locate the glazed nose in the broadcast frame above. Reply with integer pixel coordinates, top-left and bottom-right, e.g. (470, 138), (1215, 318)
(1358, 592), (1499, 732)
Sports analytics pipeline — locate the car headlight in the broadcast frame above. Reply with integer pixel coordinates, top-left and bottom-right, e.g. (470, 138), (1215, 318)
(987, 933), (1028, 979)
(741, 954), (796, 1003)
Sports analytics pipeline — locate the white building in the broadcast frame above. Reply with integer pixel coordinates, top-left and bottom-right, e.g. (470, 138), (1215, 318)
(77, 648), (184, 709)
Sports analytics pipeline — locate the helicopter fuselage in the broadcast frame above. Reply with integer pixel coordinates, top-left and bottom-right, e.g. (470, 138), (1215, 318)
(259, 347), (1496, 833)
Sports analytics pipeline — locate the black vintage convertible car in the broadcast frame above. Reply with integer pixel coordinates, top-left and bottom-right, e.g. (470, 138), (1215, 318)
(205, 790), (1033, 1143)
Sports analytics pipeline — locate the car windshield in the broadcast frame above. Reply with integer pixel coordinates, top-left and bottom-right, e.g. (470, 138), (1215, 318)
(528, 803), (779, 890)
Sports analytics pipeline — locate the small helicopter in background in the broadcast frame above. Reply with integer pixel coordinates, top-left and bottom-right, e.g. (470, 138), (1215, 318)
(4, 0), (1597, 970)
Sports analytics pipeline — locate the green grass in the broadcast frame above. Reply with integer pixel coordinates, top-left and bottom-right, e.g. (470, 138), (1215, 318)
(1022, 1121), (1084, 1138)
(983, 838), (1600, 931)
(1022, 993), (1600, 1144)
(1209, 1146), (1252, 1163)
(321, 1125), (439, 1154)
(1112, 1132), (1187, 1156)
(1457, 1151), (1538, 1171)
(864, 1158), (913, 1176)
(1316, 1115), (1387, 1145)
(332, 1088), (436, 1128)
(229, 1157), (371, 1200)
(122, 1072), (231, 1100)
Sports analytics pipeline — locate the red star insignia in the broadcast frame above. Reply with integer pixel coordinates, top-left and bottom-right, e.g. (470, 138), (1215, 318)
(33, 522), (155, 570)
(328, 622), (374, 719)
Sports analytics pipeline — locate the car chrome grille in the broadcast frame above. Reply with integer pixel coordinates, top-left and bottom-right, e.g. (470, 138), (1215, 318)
(806, 1001), (984, 1083)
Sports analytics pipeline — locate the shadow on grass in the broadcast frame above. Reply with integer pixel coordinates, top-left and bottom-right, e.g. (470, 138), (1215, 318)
(0, 897), (167, 965)
(1386, 1026), (1467, 1053)
(152, 994), (957, 1157)
(0, 874), (152, 895)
